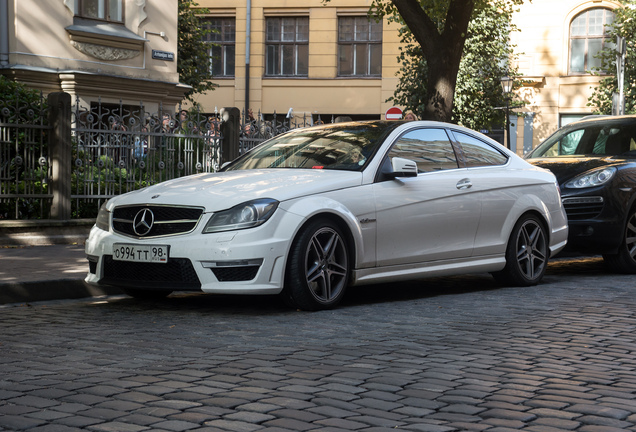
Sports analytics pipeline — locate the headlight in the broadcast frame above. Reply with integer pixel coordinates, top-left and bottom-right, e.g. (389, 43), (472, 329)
(203, 199), (279, 234)
(564, 167), (616, 189)
(95, 201), (110, 231)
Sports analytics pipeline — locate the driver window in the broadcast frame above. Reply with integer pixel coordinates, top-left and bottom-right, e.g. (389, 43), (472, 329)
(388, 128), (459, 172)
(556, 129), (585, 156)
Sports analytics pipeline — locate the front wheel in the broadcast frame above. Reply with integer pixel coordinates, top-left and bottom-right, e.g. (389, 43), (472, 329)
(603, 207), (636, 273)
(283, 219), (351, 311)
(492, 214), (549, 286)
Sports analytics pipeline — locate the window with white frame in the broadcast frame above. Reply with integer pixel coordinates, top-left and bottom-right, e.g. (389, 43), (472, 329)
(202, 18), (236, 77)
(265, 17), (309, 77)
(75, 0), (123, 23)
(569, 8), (615, 74)
(338, 16), (382, 77)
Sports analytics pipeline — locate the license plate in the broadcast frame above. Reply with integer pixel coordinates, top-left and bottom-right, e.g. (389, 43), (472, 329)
(112, 243), (169, 263)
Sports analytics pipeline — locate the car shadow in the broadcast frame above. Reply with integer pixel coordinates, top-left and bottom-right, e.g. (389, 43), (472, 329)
(103, 255), (609, 313)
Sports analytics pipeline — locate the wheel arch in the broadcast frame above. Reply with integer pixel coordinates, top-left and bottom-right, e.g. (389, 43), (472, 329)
(510, 209), (550, 247)
(285, 212), (358, 282)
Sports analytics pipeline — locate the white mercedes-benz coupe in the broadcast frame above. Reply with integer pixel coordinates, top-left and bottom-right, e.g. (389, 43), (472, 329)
(85, 120), (568, 310)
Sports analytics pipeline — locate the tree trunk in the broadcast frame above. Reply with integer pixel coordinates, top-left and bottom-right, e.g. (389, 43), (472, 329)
(391, 0), (476, 122)
(424, 51), (461, 121)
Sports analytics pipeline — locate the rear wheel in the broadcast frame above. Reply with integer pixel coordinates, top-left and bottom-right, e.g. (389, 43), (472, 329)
(603, 206), (636, 273)
(492, 214), (548, 286)
(283, 219), (351, 311)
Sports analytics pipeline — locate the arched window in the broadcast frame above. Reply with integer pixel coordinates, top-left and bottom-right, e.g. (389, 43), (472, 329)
(569, 8), (614, 74)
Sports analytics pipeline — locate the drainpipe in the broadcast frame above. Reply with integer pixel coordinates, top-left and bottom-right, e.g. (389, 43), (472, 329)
(0, 0), (9, 67)
(245, 0), (251, 112)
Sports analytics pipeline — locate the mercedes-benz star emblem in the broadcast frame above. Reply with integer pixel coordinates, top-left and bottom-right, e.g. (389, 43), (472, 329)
(133, 208), (154, 237)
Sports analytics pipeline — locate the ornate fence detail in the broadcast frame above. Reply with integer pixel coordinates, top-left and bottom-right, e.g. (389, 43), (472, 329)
(238, 108), (316, 155)
(1, 90), (332, 220)
(0, 91), (51, 219)
(71, 100), (222, 218)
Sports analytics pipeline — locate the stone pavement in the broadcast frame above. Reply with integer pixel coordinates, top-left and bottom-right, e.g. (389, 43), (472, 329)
(1, 256), (636, 431)
(0, 244), (120, 305)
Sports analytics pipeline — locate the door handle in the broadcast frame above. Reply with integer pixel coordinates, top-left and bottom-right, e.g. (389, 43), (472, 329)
(456, 179), (472, 190)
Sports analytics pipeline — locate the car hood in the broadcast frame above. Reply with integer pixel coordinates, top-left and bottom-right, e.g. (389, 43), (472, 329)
(527, 156), (625, 184)
(109, 169), (363, 212)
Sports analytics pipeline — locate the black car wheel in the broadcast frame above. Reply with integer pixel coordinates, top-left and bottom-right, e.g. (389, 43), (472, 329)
(603, 206), (636, 274)
(492, 214), (548, 286)
(283, 219), (350, 311)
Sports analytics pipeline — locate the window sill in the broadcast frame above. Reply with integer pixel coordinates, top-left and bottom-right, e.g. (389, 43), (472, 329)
(263, 75), (309, 79)
(66, 18), (146, 60)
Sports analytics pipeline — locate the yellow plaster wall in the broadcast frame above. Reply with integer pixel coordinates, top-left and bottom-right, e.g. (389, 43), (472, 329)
(194, 0), (400, 119)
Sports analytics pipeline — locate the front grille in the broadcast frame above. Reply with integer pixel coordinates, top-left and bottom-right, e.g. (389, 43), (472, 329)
(112, 205), (204, 238)
(562, 197), (604, 221)
(102, 255), (201, 289)
(211, 266), (260, 282)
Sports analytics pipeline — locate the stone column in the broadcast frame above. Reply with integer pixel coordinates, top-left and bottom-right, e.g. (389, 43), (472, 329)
(48, 92), (72, 220)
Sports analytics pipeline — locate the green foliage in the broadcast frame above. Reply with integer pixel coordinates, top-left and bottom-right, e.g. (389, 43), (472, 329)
(0, 75), (43, 108)
(588, 1), (636, 115)
(453, 5), (520, 129)
(388, 3), (520, 129)
(178, 0), (217, 102)
(367, 0), (525, 123)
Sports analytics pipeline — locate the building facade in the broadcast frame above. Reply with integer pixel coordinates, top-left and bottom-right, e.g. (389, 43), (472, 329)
(0, 0), (624, 154)
(0, 0), (187, 113)
(191, 0), (402, 124)
(195, 0), (624, 154)
(511, 0), (622, 151)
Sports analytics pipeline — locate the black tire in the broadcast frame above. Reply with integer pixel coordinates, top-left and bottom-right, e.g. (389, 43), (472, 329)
(283, 219), (351, 311)
(491, 214), (549, 286)
(603, 206), (636, 273)
(123, 288), (172, 300)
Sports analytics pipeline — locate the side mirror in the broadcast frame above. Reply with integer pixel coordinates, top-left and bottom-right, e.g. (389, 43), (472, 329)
(387, 157), (418, 178)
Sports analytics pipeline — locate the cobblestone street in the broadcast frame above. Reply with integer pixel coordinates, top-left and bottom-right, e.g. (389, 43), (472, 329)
(1, 256), (636, 431)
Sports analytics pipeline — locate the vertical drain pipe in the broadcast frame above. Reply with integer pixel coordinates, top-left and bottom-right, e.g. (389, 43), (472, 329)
(0, 0), (9, 67)
(245, 0), (251, 112)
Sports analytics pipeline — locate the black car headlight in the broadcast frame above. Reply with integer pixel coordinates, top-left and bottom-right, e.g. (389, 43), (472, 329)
(203, 199), (279, 234)
(564, 167), (616, 189)
(95, 201), (110, 231)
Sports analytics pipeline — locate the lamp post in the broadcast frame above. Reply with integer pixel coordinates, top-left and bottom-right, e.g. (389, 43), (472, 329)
(500, 76), (514, 150)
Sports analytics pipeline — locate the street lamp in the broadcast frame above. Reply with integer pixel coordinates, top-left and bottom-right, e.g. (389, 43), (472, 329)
(500, 76), (514, 150)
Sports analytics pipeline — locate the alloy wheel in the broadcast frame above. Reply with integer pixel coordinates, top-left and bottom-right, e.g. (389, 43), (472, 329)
(515, 219), (548, 281)
(304, 227), (348, 304)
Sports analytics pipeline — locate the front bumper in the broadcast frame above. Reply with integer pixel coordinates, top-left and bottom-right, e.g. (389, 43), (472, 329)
(84, 215), (298, 295)
(561, 188), (628, 253)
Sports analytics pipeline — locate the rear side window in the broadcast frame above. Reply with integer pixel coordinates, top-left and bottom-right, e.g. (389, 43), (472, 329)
(454, 132), (508, 167)
(388, 128), (459, 172)
(529, 122), (636, 157)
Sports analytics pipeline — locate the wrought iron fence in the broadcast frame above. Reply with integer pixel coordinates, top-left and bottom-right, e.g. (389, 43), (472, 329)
(0, 91), (51, 219)
(0, 89), (331, 220)
(71, 99), (223, 218)
(238, 108), (318, 154)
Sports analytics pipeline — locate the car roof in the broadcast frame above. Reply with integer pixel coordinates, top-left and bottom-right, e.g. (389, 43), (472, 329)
(565, 115), (636, 128)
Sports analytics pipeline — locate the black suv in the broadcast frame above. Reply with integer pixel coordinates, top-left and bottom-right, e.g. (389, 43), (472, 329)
(526, 115), (636, 273)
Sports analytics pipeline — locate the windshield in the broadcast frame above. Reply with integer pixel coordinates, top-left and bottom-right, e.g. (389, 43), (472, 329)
(527, 121), (636, 158)
(225, 122), (398, 171)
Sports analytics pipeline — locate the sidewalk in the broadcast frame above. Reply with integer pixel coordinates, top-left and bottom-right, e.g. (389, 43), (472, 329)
(0, 244), (121, 305)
